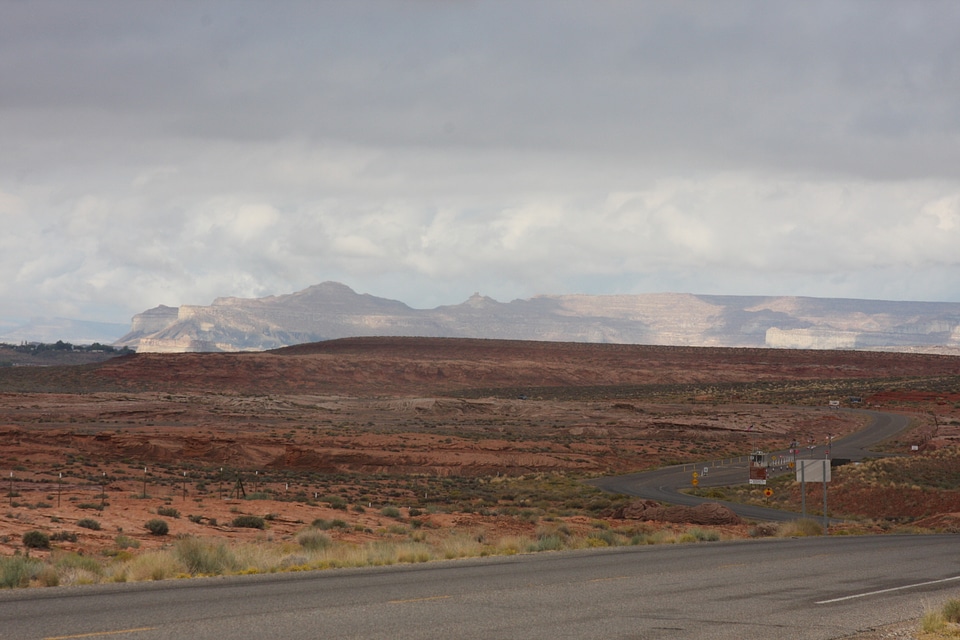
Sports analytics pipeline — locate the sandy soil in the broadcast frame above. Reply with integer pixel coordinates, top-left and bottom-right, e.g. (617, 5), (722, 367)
(2, 338), (959, 558)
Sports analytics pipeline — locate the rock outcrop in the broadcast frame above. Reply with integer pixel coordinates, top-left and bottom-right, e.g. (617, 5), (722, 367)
(611, 499), (742, 525)
(115, 281), (960, 353)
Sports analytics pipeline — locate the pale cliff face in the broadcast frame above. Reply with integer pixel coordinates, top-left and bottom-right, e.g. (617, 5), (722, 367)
(116, 283), (960, 353)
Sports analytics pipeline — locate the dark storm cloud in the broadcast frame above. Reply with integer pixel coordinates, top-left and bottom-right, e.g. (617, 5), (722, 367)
(1, 1), (959, 322)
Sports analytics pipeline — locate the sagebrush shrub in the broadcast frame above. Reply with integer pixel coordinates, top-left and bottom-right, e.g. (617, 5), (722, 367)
(174, 537), (237, 575)
(76, 518), (101, 531)
(297, 529), (332, 551)
(0, 555), (41, 588)
(144, 519), (169, 536)
(231, 515), (265, 530)
(22, 530), (50, 549)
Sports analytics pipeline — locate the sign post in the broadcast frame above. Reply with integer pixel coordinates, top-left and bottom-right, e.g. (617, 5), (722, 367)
(796, 459), (831, 531)
(749, 451), (767, 485)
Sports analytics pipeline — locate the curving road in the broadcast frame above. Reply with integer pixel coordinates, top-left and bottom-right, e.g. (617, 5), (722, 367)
(587, 410), (912, 521)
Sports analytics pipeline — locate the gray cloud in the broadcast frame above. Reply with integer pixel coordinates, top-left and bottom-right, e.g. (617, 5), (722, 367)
(2, 1), (959, 324)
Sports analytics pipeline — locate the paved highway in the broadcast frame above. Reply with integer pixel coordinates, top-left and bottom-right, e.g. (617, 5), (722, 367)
(588, 410), (912, 522)
(1, 535), (958, 639)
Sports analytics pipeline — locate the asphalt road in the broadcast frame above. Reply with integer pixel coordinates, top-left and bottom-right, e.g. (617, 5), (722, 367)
(1, 535), (958, 639)
(587, 409), (912, 522)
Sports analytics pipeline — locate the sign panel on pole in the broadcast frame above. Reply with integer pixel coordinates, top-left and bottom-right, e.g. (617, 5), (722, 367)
(749, 451), (767, 485)
(796, 459), (831, 482)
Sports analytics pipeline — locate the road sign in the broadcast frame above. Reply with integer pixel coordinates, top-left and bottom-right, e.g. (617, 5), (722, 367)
(763, 488), (773, 497)
(749, 451), (768, 485)
(796, 459), (831, 482)
(691, 478), (699, 487)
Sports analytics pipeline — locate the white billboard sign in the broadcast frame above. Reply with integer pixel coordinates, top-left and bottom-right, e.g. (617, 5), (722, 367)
(796, 459), (831, 483)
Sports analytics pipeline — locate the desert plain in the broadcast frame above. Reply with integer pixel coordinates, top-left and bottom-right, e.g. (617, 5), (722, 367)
(1, 337), (960, 582)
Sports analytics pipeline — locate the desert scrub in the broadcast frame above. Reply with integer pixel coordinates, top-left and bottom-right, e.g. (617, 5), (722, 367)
(311, 518), (349, 530)
(52, 552), (103, 586)
(144, 518), (169, 536)
(118, 549), (179, 582)
(380, 506), (401, 518)
(943, 599), (960, 623)
(22, 530), (50, 549)
(174, 537), (238, 575)
(322, 495), (348, 510)
(687, 528), (721, 542)
(76, 518), (101, 531)
(777, 519), (823, 537)
(231, 515), (266, 530)
(297, 529), (332, 551)
(156, 506), (180, 518)
(1, 555), (42, 588)
(114, 534), (140, 549)
(50, 531), (79, 543)
(585, 529), (625, 547)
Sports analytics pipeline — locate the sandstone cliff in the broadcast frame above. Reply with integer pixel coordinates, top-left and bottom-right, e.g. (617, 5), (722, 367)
(115, 282), (960, 353)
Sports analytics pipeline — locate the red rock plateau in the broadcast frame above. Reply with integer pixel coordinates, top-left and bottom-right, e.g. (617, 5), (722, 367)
(2, 337), (959, 557)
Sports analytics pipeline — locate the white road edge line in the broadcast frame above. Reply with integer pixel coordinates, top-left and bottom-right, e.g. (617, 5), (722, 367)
(816, 575), (960, 604)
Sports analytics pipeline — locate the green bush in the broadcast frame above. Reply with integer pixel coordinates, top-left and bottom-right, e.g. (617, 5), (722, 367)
(230, 515), (265, 530)
(22, 530), (50, 549)
(0, 555), (41, 588)
(144, 518), (169, 536)
(381, 506), (401, 518)
(156, 507), (180, 519)
(76, 518), (101, 531)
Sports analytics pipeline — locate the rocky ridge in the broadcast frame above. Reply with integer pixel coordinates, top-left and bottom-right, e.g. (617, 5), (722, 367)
(116, 281), (960, 353)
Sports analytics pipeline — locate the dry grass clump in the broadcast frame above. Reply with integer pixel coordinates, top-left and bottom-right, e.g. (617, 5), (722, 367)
(775, 519), (824, 537)
(919, 599), (960, 638)
(174, 537), (238, 576)
(1, 520), (731, 589)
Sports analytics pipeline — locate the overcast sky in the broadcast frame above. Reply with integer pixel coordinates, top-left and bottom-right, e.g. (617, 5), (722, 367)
(2, 1), (960, 326)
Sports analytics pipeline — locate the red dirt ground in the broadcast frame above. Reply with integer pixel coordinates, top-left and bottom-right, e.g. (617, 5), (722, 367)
(2, 338), (959, 557)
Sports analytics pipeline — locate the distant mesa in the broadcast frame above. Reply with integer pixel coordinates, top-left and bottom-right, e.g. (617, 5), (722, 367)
(113, 281), (960, 354)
